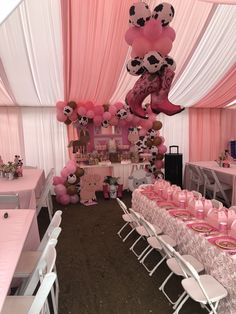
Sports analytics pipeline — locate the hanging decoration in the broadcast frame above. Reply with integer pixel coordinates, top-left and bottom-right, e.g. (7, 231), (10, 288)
(124, 2), (184, 119)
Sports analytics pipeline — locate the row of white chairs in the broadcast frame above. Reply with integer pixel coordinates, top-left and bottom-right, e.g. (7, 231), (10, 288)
(2, 210), (63, 314)
(188, 164), (232, 207)
(116, 198), (228, 314)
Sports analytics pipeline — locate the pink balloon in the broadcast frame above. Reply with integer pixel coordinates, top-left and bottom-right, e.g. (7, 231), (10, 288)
(126, 113), (133, 122)
(153, 37), (172, 56)
(114, 102), (124, 111)
(155, 160), (164, 169)
(56, 101), (66, 109)
(84, 101), (94, 110)
(60, 194), (70, 205)
(77, 106), (86, 116)
(119, 120), (127, 127)
(53, 176), (65, 185)
(158, 144), (167, 154)
(70, 194), (79, 204)
(142, 119), (153, 130)
(70, 111), (78, 121)
(132, 116), (141, 126)
(132, 37), (152, 58)
(160, 136), (165, 143)
(109, 105), (117, 116)
(110, 116), (119, 126)
(139, 129), (147, 137)
(93, 115), (102, 126)
(86, 110), (95, 119)
(67, 164), (76, 174)
(57, 112), (66, 122)
(54, 184), (67, 196)
(56, 195), (62, 204)
(125, 27), (142, 45)
(61, 167), (71, 178)
(162, 26), (176, 41)
(143, 20), (162, 41)
(103, 112), (112, 120)
(94, 106), (104, 115)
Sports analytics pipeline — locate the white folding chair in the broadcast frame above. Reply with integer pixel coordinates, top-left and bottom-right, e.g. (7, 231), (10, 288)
(172, 251), (228, 314)
(138, 219), (176, 277)
(116, 198), (136, 241)
(14, 211), (62, 314)
(37, 168), (55, 220)
(0, 194), (20, 209)
(2, 273), (56, 314)
(158, 239), (204, 310)
(188, 164), (204, 192)
(201, 168), (231, 207)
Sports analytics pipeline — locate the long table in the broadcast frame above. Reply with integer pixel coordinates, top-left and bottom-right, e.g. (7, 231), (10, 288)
(0, 209), (35, 312)
(132, 188), (236, 314)
(184, 161), (236, 206)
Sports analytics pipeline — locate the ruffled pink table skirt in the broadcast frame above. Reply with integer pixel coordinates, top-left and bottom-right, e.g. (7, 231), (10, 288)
(132, 188), (236, 314)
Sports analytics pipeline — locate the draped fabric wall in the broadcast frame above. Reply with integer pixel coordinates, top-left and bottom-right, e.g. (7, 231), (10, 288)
(0, 0), (236, 173)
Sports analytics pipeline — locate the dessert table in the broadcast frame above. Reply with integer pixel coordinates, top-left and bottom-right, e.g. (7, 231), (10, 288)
(184, 161), (236, 206)
(80, 162), (149, 190)
(132, 187), (236, 314)
(0, 209), (36, 312)
(0, 168), (45, 209)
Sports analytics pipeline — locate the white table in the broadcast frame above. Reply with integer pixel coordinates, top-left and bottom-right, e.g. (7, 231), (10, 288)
(184, 161), (236, 205)
(0, 209), (35, 312)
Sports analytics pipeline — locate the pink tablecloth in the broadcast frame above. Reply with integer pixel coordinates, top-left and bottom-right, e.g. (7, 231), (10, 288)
(0, 168), (45, 209)
(184, 161), (236, 206)
(0, 209), (36, 312)
(132, 188), (236, 314)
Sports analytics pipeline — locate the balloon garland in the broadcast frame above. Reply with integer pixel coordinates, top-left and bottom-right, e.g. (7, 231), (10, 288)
(125, 2), (184, 119)
(53, 160), (84, 205)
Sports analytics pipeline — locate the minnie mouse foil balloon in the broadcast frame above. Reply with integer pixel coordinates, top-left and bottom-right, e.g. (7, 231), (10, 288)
(125, 2), (184, 119)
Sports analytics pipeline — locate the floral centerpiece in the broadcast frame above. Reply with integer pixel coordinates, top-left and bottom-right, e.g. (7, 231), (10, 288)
(103, 176), (122, 199)
(216, 151), (230, 168)
(0, 155), (23, 179)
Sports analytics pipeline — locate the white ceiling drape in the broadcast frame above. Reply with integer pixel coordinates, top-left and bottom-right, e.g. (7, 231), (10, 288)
(0, 0), (63, 106)
(170, 4), (236, 107)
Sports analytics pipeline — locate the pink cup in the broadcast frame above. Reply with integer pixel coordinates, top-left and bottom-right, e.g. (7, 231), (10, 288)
(218, 221), (228, 234)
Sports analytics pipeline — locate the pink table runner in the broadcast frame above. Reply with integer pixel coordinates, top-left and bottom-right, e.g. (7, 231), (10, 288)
(184, 161), (236, 206)
(132, 188), (236, 314)
(0, 168), (45, 209)
(0, 209), (35, 312)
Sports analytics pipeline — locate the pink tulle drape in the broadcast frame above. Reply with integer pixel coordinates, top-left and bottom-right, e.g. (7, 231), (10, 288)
(194, 63), (236, 108)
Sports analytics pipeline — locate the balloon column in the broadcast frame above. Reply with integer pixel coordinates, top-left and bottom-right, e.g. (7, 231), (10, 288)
(125, 2), (184, 119)
(134, 120), (167, 177)
(53, 160), (85, 205)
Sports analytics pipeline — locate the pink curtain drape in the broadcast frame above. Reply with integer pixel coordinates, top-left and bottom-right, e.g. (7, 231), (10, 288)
(189, 108), (236, 161)
(193, 63), (236, 108)
(189, 108), (221, 161)
(60, 0), (133, 103)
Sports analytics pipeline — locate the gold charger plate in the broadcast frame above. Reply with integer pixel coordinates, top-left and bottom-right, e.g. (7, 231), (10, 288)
(215, 239), (236, 250)
(191, 224), (213, 233)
